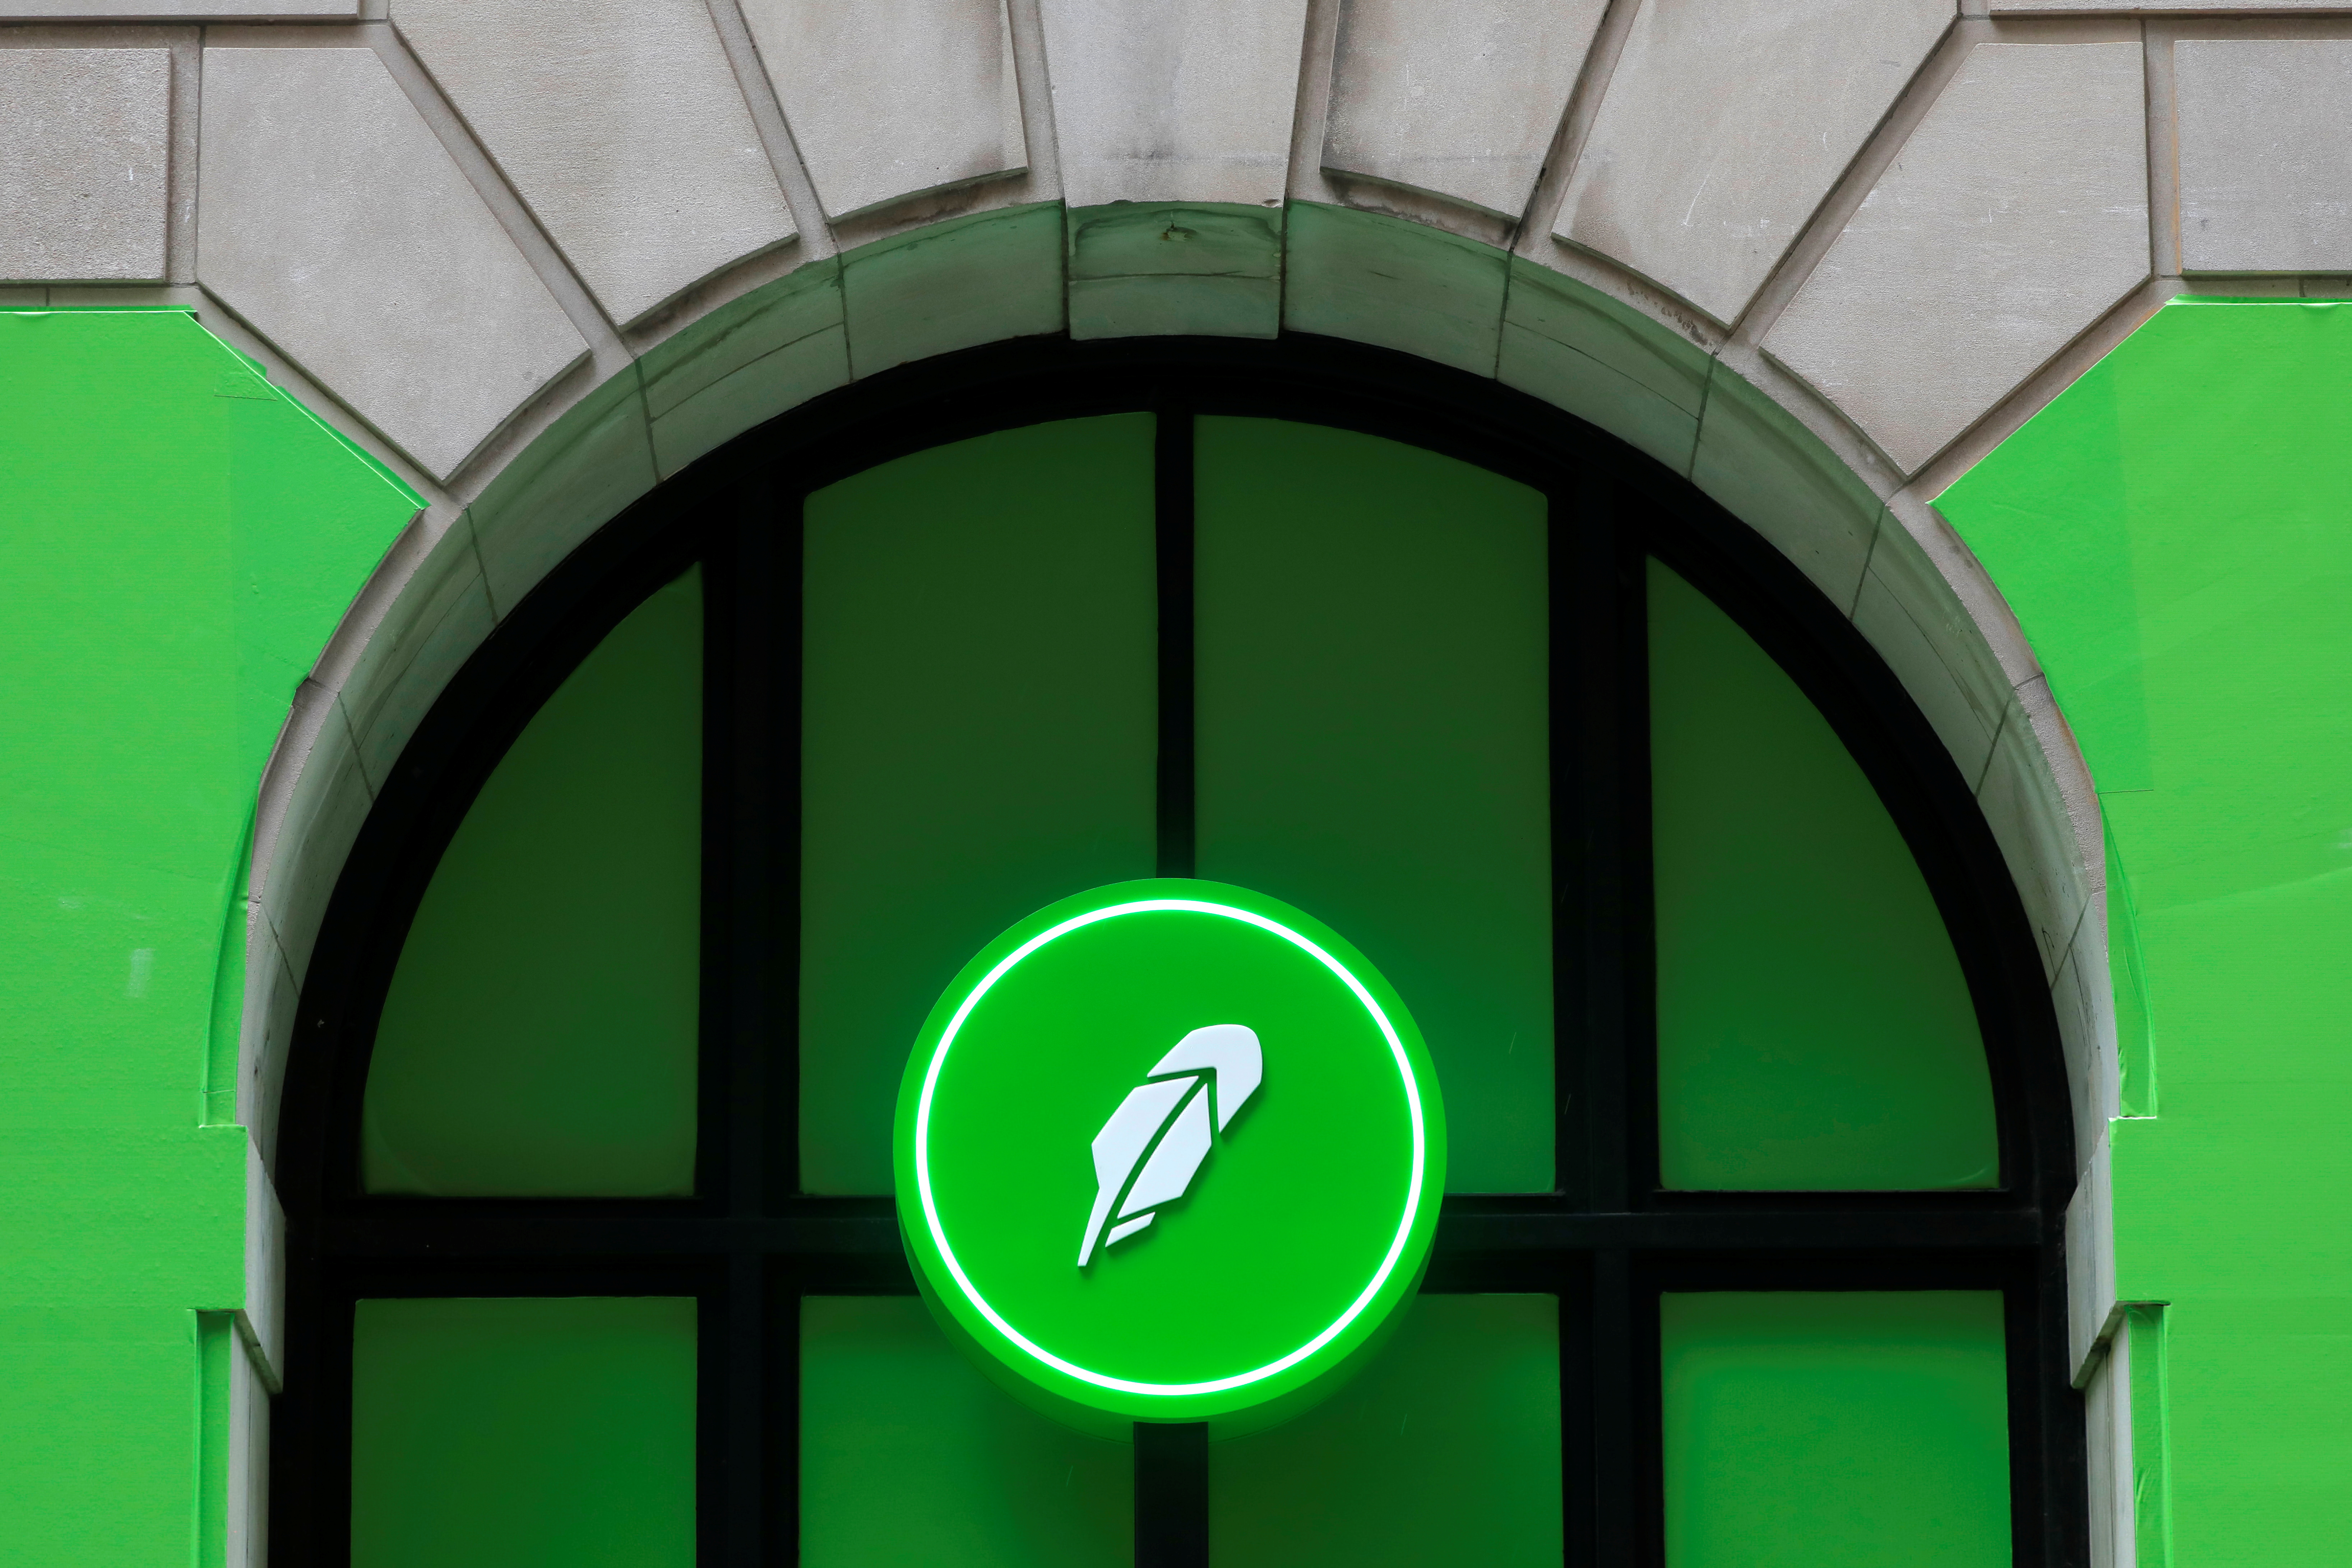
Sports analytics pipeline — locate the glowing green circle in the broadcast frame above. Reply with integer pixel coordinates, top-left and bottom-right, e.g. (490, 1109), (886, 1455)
(893, 879), (1448, 1432)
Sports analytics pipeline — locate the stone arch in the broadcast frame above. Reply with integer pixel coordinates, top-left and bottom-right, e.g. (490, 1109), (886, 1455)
(242, 217), (2112, 1554)
(249, 204), (2099, 1179)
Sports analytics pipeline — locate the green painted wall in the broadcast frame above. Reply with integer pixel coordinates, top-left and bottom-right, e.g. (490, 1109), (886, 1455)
(5, 288), (2340, 1568)
(1941, 297), (2352, 1566)
(0, 309), (420, 1559)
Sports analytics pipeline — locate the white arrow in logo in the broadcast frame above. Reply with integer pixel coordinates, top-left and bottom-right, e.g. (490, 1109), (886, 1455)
(1077, 1024), (1263, 1267)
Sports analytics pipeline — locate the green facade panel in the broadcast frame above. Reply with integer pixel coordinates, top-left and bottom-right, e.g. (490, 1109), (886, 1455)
(1940, 298), (2352, 1564)
(0, 308), (419, 1559)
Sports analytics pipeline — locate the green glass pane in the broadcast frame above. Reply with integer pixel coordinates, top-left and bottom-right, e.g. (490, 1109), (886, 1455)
(1194, 417), (1554, 1193)
(1213, 1294), (1562, 1566)
(1661, 1291), (2011, 1568)
(364, 569), (702, 1195)
(799, 416), (1158, 1194)
(1649, 561), (1996, 1189)
(352, 1296), (696, 1568)
(799, 1296), (1129, 1568)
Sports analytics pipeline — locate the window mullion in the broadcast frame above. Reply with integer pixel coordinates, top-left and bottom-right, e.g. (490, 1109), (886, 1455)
(1156, 400), (1197, 878)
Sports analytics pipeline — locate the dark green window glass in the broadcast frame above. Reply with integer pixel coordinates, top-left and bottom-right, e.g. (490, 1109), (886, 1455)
(319, 392), (2052, 1568)
(351, 1296), (696, 1568)
(364, 567), (702, 1196)
(797, 416), (1159, 1194)
(799, 1296), (1130, 1566)
(1195, 418), (1554, 1193)
(1213, 1294), (1563, 1566)
(799, 1294), (1560, 1568)
(1661, 1291), (2011, 1568)
(1649, 561), (1997, 1189)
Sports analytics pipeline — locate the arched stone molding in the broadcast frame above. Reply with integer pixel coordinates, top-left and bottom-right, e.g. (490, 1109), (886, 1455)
(236, 201), (2118, 1564)
(244, 198), (2107, 1199)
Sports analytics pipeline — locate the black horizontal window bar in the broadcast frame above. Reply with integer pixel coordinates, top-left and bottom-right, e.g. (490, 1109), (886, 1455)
(320, 1195), (2042, 1260)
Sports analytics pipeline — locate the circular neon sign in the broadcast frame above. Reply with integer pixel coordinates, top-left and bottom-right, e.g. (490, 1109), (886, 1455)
(893, 878), (1447, 1435)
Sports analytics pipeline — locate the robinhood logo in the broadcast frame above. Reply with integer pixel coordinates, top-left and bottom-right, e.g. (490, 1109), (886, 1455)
(1077, 1024), (1263, 1267)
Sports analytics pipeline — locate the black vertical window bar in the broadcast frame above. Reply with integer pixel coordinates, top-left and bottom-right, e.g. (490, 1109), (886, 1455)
(1156, 401), (1198, 881)
(1141, 401), (1210, 1564)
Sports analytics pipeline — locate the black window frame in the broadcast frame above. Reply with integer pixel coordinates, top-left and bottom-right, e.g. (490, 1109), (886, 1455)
(274, 333), (2084, 1567)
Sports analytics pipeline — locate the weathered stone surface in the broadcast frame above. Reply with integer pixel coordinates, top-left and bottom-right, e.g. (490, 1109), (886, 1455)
(1285, 201), (1509, 374)
(1321, 0), (1605, 222)
(1763, 42), (2148, 472)
(1559, 0), (1951, 326)
(1068, 202), (1281, 339)
(1691, 361), (1885, 609)
(466, 367), (662, 621)
(198, 47), (586, 479)
(2177, 39), (2352, 275)
(1975, 680), (2088, 981)
(1498, 258), (1710, 473)
(745, 0), (1024, 219)
(0, 48), (170, 282)
(1994, 0), (2343, 9)
(394, 0), (795, 325)
(1040, 0), (1310, 208)
(839, 202), (1062, 377)
(0, 0), (351, 14)
(640, 260), (847, 476)
(1852, 515), (2012, 791)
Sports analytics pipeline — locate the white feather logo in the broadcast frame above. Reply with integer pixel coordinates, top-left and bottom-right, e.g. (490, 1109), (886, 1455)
(1076, 1024), (1263, 1267)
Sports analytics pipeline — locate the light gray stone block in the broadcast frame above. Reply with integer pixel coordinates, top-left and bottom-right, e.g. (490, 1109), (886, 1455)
(839, 201), (1063, 377)
(224, 1288), (272, 1568)
(1321, 0), (1606, 222)
(199, 47), (586, 480)
(2065, 1122), (2117, 1379)
(238, 1136), (284, 1385)
(1690, 362), (1885, 611)
(257, 686), (374, 985)
(0, 48), (170, 283)
(745, 0), (1025, 220)
(1995, 0), (2346, 9)
(1558, 0), (1952, 326)
(1497, 258), (1710, 472)
(0, 0), (352, 14)
(2049, 891), (2116, 1178)
(341, 520), (496, 791)
(1763, 42), (2149, 473)
(1068, 203), (1281, 339)
(239, 915), (299, 1168)
(1975, 682), (2091, 980)
(642, 261), (847, 474)
(653, 323), (847, 477)
(2177, 40), (2352, 275)
(394, 0), (796, 325)
(1283, 201), (1508, 375)
(1041, 0), (1310, 208)
(468, 368), (658, 617)
(1851, 516), (2012, 790)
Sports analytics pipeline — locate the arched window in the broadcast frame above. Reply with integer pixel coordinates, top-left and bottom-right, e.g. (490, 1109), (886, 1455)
(277, 340), (2079, 1567)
